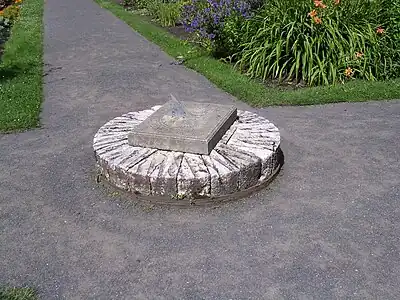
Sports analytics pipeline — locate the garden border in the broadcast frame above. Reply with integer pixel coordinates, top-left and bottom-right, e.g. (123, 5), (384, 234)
(0, 0), (44, 132)
(95, 0), (400, 107)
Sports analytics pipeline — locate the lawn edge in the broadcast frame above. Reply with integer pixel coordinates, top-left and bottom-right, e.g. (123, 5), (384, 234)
(0, 0), (44, 132)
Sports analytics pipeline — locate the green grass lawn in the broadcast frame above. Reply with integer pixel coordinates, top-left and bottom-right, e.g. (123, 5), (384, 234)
(0, 287), (37, 300)
(0, 0), (44, 132)
(95, 0), (400, 107)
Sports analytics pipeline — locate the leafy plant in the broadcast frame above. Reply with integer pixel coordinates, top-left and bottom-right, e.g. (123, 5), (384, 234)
(142, 0), (183, 26)
(2, 3), (20, 21)
(379, 0), (400, 56)
(182, 0), (252, 56)
(157, 1), (182, 26)
(235, 0), (400, 86)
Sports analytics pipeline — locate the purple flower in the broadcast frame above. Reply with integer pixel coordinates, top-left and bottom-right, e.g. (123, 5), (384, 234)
(212, 13), (220, 25)
(207, 0), (218, 8)
(181, 0), (252, 42)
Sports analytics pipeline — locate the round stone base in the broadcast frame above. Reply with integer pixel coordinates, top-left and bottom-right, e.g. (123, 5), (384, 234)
(93, 106), (282, 204)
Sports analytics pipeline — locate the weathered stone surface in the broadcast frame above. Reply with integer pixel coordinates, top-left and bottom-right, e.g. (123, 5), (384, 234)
(202, 151), (240, 196)
(177, 153), (210, 197)
(125, 150), (183, 196)
(93, 107), (282, 201)
(214, 143), (261, 190)
(228, 110), (280, 181)
(128, 100), (237, 155)
(148, 151), (183, 196)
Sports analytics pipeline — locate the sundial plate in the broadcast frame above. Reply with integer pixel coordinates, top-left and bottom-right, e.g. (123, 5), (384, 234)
(128, 100), (237, 155)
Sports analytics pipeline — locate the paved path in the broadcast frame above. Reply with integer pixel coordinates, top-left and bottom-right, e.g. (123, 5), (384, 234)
(1, 0), (400, 298)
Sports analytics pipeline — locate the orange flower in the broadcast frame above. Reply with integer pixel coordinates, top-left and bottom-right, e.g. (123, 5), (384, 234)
(376, 27), (385, 34)
(313, 16), (322, 24)
(14, 0), (22, 3)
(355, 51), (363, 58)
(344, 67), (354, 77)
(308, 10), (318, 18)
(314, 0), (327, 8)
(334, 0), (340, 4)
(0, 10), (3, 15)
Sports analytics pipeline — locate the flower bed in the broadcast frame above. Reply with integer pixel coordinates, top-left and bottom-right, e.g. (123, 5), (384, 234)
(0, 0), (22, 59)
(96, 0), (400, 106)
(119, 0), (400, 87)
(235, 0), (400, 85)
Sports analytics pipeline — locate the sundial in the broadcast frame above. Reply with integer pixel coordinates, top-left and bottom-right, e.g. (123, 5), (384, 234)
(128, 95), (237, 154)
(94, 98), (282, 202)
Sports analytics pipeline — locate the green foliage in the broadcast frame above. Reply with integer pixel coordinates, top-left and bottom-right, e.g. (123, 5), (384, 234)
(124, 0), (184, 27)
(2, 4), (20, 21)
(181, 0), (252, 58)
(214, 14), (248, 58)
(96, 0), (400, 106)
(235, 0), (400, 86)
(144, 0), (183, 27)
(0, 287), (37, 300)
(157, 1), (182, 27)
(380, 0), (400, 47)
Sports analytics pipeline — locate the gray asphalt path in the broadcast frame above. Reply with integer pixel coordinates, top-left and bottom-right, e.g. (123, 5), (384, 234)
(1, 0), (399, 298)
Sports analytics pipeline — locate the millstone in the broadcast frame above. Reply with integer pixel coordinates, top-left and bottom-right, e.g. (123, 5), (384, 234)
(93, 104), (282, 203)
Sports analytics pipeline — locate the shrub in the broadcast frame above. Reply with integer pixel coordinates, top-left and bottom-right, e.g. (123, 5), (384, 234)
(2, 3), (20, 21)
(182, 0), (253, 57)
(235, 0), (400, 86)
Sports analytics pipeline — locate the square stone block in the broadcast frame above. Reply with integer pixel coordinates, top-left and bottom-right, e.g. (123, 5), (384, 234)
(128, 101), (237, 155)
